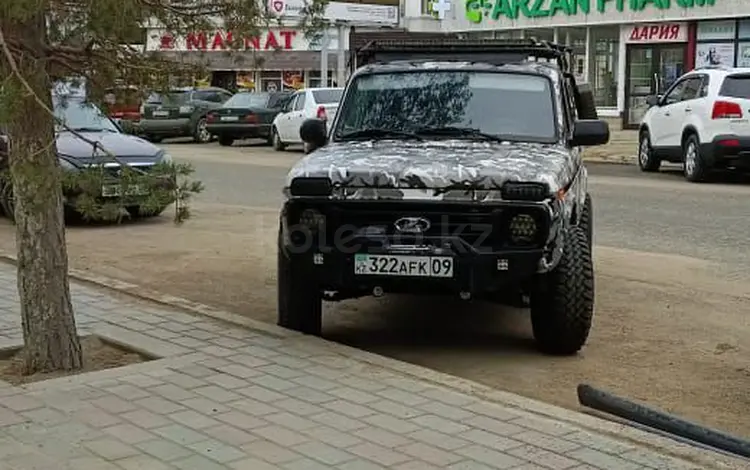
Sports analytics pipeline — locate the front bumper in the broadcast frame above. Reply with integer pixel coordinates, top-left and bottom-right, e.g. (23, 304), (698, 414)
(702, 135), (750, 169)
(139, 118), (192, 136)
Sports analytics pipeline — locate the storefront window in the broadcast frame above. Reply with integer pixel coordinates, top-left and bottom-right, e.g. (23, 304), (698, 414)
(591, 27), (619, 108)
(308, 70), (335, 88)
(260, 71), (282, 92)
(696, 20), (738, 68)
(525, 28), (554, 42)
(282, 71), (304, 91)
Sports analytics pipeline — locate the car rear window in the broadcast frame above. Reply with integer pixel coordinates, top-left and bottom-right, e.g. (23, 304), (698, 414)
(719, 75), (750, 99)
(312, 89), (343, 104)
(146, 91), (189, 104)
(223, 93), (269, 108)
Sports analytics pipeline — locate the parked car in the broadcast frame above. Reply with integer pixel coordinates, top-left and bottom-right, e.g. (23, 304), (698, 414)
(0, 95), (174, 221)
(639, 66), (750, 182)
(103, 85), (144, 135)
(271, 87), (344, 151)
(206, 91), (292, 146)
(139, 86), (233, 143)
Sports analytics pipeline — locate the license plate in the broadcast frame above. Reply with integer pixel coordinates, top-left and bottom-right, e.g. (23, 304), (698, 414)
(102, 185), (148, 197)
(354, 254), (453, 278)
(152, 111), (169, 117)
(221, 116), (239, 121)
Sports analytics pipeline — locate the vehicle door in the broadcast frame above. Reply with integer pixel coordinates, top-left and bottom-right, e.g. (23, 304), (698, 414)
(275, 93), (298, 141)
(676, 76), (707, 143)
(649, 79), (688, 147)
(260, 92), (290, 126)
(286, 91), (307, 143)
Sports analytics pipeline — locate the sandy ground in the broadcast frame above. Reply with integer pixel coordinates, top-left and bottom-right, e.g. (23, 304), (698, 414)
(0, 203), (747, 438)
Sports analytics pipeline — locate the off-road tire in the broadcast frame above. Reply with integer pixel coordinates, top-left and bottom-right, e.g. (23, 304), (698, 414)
(530, 227), (594, 355)
(0, 184), (14, 223)
(638, 130), (661, 172)
(575, 84), (598, 120)
(277, 228), (322, 335)
(683, 133), (709, 183)
(579, 194), (593, 249)
(272, 127), (286, 151)
(218, 136), (234, 147)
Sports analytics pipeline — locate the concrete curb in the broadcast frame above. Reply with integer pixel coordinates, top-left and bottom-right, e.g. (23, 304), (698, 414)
(583, 154), (637, 165)
(0, 251), (744, 469)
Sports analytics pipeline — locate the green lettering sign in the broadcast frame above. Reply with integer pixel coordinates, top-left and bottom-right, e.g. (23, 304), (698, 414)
(466, 0), (715, 23)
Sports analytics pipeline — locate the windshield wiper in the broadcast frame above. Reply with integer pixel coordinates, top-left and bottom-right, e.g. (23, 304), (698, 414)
(415, 126), (505, 142)
(340, 128), (422, 141)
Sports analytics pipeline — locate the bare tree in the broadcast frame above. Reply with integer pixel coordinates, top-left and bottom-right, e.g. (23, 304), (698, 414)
(0, 0), (326, 374)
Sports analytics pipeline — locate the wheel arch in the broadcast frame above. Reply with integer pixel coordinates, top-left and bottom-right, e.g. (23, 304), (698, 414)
(681, 125), (699, 147)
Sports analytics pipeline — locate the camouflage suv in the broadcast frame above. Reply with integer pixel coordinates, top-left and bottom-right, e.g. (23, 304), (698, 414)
(278, 39), (610, 355)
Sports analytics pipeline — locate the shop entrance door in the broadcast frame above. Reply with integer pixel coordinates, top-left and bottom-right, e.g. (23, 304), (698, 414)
(625, 44), (686, 128)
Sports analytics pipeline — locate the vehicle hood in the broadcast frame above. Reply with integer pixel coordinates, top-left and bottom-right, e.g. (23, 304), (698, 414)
(286, 140), (576, 200)
(56, 131), (163, 166)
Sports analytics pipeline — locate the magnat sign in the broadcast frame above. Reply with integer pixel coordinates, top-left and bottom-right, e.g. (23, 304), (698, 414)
(146, 29), (304, 52)
(465, 0), (717, 23)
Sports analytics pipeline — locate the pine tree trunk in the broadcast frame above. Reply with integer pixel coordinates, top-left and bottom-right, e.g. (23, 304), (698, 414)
(1, 17), (83, 373)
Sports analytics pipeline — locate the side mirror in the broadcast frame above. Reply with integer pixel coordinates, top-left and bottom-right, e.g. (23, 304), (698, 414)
(300, 118), (328, 151)
(646, 94), (663, 107)
(570, 119), (610, 147)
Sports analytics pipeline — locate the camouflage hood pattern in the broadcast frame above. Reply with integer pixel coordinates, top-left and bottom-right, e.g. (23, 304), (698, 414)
(286, 139), (577, 201)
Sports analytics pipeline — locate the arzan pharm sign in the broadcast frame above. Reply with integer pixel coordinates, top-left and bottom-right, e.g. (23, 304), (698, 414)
(465, 0), (716, 23)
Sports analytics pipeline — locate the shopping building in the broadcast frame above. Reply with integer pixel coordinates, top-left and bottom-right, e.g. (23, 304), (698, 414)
(144, 0), (399, 92)
(403, 0), (750, 129)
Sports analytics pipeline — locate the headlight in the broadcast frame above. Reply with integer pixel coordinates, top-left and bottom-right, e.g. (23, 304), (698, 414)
(298, 208), (325, 232)
(508, 214), (537, 244)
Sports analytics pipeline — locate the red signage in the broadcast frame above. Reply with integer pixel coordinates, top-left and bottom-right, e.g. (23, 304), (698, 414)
(627, 24), (685, 43)
(157, 30), (298, 51)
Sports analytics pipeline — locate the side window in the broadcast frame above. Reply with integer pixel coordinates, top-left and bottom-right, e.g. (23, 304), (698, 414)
(698, 76), (710, 98)
(681, 77), (703, 101)
(285, 95), (298, 112)
(218, 91), (232, 103)
(663, 80), (687, 105)
(293, 93), (306, 111)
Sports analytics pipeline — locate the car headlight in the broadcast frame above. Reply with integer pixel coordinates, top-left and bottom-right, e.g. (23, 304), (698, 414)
(298, 208), (325, 232)
(58, 157), (77, 170)
(508, 214), (537, 245)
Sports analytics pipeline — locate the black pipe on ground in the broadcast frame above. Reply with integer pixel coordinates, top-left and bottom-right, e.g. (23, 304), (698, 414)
(577, 383), (750, 459)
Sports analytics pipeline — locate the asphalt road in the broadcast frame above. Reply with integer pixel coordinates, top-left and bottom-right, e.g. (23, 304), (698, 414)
(165, 140), (750, 277)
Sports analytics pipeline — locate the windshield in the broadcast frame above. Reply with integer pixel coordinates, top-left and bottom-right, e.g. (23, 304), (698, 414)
(223, 93), (269, 108)
(312, 89), (343, 104)
(53, 98), (120, 133)
(333, 71), (557, 143)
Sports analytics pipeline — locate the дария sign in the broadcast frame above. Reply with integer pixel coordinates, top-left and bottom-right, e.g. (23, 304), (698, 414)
(465, 0), (716, 23)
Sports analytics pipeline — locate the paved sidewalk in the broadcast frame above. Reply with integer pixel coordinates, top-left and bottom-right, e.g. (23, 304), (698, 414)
(0, 263), (739, 470)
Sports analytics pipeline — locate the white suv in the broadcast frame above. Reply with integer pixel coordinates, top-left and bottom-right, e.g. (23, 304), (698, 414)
(638, 66), (750, 182)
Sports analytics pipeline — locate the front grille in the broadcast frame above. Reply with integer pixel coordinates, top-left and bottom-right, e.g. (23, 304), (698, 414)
(294, 202), (550, 250)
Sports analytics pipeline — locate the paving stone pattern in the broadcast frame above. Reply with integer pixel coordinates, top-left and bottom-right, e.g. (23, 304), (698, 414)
(0, 264), (706, 469)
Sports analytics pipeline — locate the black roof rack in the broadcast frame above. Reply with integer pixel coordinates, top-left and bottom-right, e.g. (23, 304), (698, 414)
(349, 35), (574, 76)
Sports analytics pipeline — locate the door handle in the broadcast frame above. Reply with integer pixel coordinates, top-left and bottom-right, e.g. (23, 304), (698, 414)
(685, 107), (692, 112)
(664, 112), (671, 116)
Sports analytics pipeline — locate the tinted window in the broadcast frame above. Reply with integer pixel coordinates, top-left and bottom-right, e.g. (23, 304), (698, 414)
(720, 75), (750, 99)
(194, 90), (223, 102)
(268, 93), (291, 108)
(681, 77), (703, 101)
(294, 93), (306, 111)
(334, 72), (557, 143)
(53, 98), (120, 133)
(146, 91), (188, 104)
(312, 89), (343, 104)
(663, 80), (687, 105)
(223, 93), (269, 108)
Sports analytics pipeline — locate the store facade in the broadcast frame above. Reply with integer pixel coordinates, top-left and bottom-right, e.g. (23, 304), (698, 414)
(404, 0), (750, 129)
(145, 0), (399, 92)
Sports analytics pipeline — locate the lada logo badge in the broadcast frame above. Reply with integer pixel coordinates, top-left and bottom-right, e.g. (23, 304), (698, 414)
(394, 217), (431, 234)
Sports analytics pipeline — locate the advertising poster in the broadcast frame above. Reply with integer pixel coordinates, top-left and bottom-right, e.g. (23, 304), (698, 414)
(695, 43), (736, 68)
(282, 71), (304, 90)
(236, 72), (255, 90)
(738, 43), (750, 67)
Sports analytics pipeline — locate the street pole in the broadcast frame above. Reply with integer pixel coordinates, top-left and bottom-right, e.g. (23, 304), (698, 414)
(337, 22), (346, 87)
